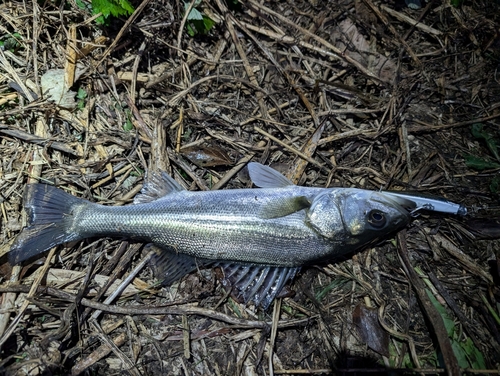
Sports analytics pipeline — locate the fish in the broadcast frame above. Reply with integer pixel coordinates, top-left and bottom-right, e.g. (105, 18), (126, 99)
(10, 162), (417, 308)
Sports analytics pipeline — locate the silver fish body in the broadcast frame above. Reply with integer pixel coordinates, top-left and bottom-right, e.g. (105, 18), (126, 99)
(9, 163), (415, 307)
(70, 186), (410, 267)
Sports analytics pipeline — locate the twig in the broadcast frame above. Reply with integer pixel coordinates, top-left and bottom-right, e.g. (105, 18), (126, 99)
(96, 0), (152, 67)
(220, 0), (269, 118)
(130, 39), (148, 105)
(426, 270), (489, 354)
(362, 0), (421, 66)
(91, 250), (155, 320)
(166, 74), (266, 106)
(89, 319), (141, 376)
(0, 125), (81, 156)
(254, 126), (326, 171)
(380, 5), (442, 36)
(0, 285), (317, 330)
(211, 153), (255, 190)
(71, 332), (127, 375)
(243, 0), (384, 82)
(410, 113), (500, 132)
(427, 232), (493, 284)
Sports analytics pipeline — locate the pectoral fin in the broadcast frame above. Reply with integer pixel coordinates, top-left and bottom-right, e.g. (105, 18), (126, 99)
(217, 263), (300, 309)
(259, 196), (311, 219)
(148, 245), (213, 286)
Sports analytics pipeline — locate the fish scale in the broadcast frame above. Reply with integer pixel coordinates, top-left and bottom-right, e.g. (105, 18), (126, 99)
(73, 187), (336, 267)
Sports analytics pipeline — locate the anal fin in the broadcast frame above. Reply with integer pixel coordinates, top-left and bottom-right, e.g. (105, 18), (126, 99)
(217, 263), (300, 309)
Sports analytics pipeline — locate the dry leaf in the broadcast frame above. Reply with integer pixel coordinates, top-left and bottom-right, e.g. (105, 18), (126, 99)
(181, 145), (233, 167)
(353, 303), (390, 356)
(334, 19), (396, 83)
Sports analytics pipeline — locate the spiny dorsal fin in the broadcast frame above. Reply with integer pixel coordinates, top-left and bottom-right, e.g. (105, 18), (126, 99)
(248, 162), (294, 188)
(258, 196), (311, 219)
(134, 170), (185, 204)
(217, 263), (299, 309)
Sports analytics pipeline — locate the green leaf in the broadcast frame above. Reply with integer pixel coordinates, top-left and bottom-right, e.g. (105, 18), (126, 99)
(186, 23), (196, 37)
(315, 278), (346, 301)
(186, 16), (215, 36)
(471, 123), (500, 162)
(75, 0), (89, 10)
(450, 0), (464, 7)
(490, 175), (500, 193)
(462, 337), (486, 369)
(91, 0), (134, 23)
(123, 119), (134, 131)
(388, 342), (408, 367)
(425, 289), (455, 337)
(76, 88), (87, 100)
(427, 288), (486, 369)
(451, 340), (470, 368)
(464, 154), (500, 170)
(130, 167), (144, 177)
(450, 336), (486, 369)
(1, 32), (22, 51)
(183, 2), (215, 36)
(118, 0), (134, 13)
(203, 15), (215, 32)
(227, 297), (242, 317)
(185, 5), (203, 20)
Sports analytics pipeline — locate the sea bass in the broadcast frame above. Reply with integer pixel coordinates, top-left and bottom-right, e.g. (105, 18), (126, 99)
(10, 163), (415, 308)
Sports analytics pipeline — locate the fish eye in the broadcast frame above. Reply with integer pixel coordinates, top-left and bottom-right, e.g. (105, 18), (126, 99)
(368, 210), (386, 228)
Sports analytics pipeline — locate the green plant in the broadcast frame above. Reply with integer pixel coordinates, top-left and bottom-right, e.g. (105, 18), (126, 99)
(75, 0), (90, 10)
(463, 154), (500, 170)
(315, 278), (347, 301)
(184, 1), (215, 36)
(91, 0), (134, 25)
(426, 289), (486, 369)
(123, 109), (134, 131)
(76, 87), (87, 110)
(0, 32), (22, 52)
(464, 123), (500, 193)
(388, 342), (415, 368)
(471, 123), (500, 161)
(450, 0), (464, 7)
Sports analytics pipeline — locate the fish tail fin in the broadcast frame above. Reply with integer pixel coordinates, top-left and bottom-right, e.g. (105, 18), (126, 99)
(9, 184), (84, 264)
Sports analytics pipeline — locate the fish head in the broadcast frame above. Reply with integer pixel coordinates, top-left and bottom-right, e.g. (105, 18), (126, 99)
(306, 189), (415, 246)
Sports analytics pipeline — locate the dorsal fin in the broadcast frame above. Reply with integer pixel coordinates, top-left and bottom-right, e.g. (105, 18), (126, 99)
(134, 170), (185, 204)
(248, 163), (294, 188)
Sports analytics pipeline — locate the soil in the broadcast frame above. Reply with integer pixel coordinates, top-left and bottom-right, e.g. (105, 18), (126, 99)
(0, 0), (500, 374)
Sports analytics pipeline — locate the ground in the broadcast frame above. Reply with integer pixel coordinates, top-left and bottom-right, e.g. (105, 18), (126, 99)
(0, 0), (500, 374)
